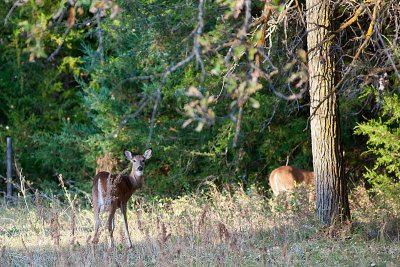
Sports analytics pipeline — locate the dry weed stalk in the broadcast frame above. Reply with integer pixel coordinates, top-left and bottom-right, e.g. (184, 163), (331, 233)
(58, 174), (77, 243)
(16, 165), (28, 210)
(229, 232), (238, 250)
(156, 217), (171, 266)
(157, 217), (171, 248)
(197, 204), (209, 233)
(105, 245), (112, 264)
(136, 209), (145, 234)
(282, 241), (288, 260)
(0, 246), (5, 261)
(136, 257), (145, 267)
(34, 189), (45, 225)
(90, 237), (96, 263)
(122, 247), (129, 266)
(218, 222), (230, 243)
(49, 211), (61, 246)
(68, 203), (77, 247)
(21, 238), (33, 266)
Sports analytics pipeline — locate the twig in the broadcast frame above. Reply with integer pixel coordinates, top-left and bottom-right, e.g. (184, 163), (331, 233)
(285, 141), (305, 166)
(119, 74), (158, 87)
(118, 96), (149, 128)
(145, 0), (206, 146)
(260, 100), (279, 131)
(324, 4), (367, 44)
(108, 96), (150, 139)
(255, 0), (273, 67)
(47, 25), (73, 62)
(253, 63), (307, 101)
(193, 0), (206, 82)
(233, 103), (244, 148)
(162, 53), (195, 77)
(232, 0), (252, 148)
(96, 10), (104, 64)
(375, 31), (400, 82)
(4, 0), (27, 26)
(350, 0), (381, 67)
(146, 89), (161, 148)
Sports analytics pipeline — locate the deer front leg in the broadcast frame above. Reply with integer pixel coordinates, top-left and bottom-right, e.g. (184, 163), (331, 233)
(107, 206), (117, 248)
(121, 202), (133, 248)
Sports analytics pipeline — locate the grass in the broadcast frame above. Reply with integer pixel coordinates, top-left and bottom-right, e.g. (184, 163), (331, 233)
(0, 184), (399, 266)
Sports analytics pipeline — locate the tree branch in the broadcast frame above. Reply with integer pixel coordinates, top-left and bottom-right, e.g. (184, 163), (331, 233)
(350, 0), (381, 66)
(47, 25), (73, 62)
(255, 0), (273, 67)
(4, 0), (28, 26)
(96, 10), (104, 64)
(232, 0), (251, 148)
(193, 0), (206, 82)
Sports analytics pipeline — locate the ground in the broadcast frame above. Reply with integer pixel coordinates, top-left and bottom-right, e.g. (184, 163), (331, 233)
(1, 185), (399, 266)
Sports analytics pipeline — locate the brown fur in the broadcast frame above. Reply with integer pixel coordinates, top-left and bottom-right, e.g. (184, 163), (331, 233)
(268, 165), (314, 197)
(92, 149), (151, 248)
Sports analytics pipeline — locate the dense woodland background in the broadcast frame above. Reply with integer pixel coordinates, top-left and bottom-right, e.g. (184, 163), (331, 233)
(0, 0), (399, 208)
(0, 1), (400, 265)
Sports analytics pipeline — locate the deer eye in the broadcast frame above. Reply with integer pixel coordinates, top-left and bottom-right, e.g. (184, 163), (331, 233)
(141, 160), (145, 164)
(133, 159), (137, 163)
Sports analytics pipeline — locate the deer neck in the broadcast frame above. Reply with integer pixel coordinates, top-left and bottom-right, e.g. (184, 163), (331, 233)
(128, 171), (143, 190)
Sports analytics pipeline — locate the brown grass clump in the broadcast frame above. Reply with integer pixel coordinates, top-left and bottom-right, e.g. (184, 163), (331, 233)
(0, 183), (399, 266)
(96, 152), (118, 174)
(349, 185), (400, 242)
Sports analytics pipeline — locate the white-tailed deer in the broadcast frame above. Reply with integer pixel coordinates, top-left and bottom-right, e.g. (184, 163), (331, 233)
(268, 165), (314, 198)
(92, 148), (152, 248)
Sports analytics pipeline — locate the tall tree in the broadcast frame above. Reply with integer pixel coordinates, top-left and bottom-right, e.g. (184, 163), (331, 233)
(306, 0), (350, 224)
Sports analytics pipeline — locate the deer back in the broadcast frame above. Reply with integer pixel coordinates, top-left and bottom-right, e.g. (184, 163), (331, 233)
(92, 171), (143, 209)
(269, 166), (314, 196)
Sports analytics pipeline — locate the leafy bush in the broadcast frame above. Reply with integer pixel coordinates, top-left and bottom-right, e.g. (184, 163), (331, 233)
(355, 94), (400, 210)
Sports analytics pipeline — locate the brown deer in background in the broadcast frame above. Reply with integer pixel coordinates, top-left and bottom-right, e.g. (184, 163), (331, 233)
(92, 148), (152, 248)
(268, 165), (315, 203)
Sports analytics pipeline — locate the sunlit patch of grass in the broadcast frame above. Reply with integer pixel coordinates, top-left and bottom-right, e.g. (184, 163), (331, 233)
(0, 184), (399, 266)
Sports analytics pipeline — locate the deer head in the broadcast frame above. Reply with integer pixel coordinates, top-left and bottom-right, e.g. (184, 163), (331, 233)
(124, 148), (152, 178)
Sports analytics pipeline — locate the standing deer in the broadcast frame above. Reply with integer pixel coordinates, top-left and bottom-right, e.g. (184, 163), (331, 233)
(92, 148), (152, 248)
(268, 165), (314, 200)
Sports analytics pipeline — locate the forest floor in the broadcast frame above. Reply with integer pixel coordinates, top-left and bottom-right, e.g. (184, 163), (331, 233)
(0, 184), (399, 266)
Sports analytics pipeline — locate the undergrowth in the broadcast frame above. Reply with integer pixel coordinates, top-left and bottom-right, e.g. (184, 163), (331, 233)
(0, 184), (399, 266)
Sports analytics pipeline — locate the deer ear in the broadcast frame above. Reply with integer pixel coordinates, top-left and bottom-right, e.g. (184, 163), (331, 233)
(124, 150), (133, 160)
(143, 148), (152, 160)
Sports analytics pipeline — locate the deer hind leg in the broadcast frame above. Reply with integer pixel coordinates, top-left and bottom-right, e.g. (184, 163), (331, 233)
(121, 203), (133, 248)
(307, 190), (315, 210)
(107, 206), (117, 248)
(284, 191), (291, 209)
(275, 191), (290, 209)
(275, 191), (285, 205)
(93, 204), (101, 244)
(93, 180), (105, 244)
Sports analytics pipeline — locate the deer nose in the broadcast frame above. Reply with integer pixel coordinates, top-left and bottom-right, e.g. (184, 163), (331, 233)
(138, 166), (143, 171)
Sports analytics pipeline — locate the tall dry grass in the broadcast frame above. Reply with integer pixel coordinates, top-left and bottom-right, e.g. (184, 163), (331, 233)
(0, 183), (399, 266)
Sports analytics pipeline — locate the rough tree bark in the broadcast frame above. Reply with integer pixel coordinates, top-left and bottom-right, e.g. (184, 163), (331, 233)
(306, 0), (350, 225)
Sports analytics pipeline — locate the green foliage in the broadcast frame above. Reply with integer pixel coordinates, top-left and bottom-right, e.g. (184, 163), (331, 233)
(2, 0), (398, 201)
(0, 0), (314, 195)
(355, 94), (400, 208)
(0, 0), (90, 187)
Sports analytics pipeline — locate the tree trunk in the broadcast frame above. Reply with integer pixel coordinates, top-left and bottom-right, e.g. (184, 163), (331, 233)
(306, 0), (350, 225)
